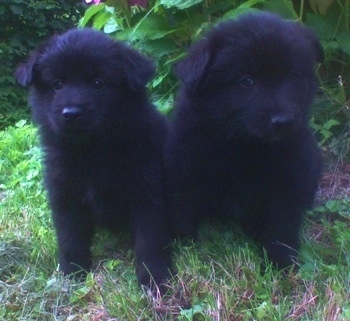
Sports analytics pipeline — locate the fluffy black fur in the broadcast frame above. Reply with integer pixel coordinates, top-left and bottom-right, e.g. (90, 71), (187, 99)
(166, 12), (323, 268)
(15, 28), (171, 287)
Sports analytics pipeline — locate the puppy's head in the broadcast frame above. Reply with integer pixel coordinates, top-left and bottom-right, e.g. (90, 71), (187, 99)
(15, 28), (155, 140)
(176, 12), (323, 141)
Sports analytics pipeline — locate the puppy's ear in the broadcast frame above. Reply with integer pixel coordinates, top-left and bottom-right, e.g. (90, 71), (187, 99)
(176, 40), (211, 93)
(15, 35), (58, 87)
(122, 46), (156, 90)
(306, 33), (324, 64)
(15, 53), (39, 86)
(300, 27), (324, 64)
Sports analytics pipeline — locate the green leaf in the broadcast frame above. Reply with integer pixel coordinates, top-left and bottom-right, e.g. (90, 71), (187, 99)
(152, 71), (170, 88)
(256, 301), (268, 320)
(93, 11), (113, 30)
(180, 303), (206, 318)
(103, 17), (121, 34)
(221, 0), (265, 20)
(138, 39), (177, 57)
(306, 13), (335, 40)
(104, 259), (122, 271)
(309, 0), (336, 14)
(9, 5), (22, 15)
(326, 199), (341, 213)
(15, 119), (27, 128)
(128, 15), (175, 41)
(79, 3), (105, 27)
(323, 118), (340, 130)
(237, 0), (266, 10)
(336, 32), (350, 55)
(264, 0), (298, 19)
(223, 7), (259, 20)
(160, 0), (203, 10)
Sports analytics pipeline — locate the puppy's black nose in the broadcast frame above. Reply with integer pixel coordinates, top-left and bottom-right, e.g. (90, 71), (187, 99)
(62, 107), (82, 120)
(270, 114), (295, 132)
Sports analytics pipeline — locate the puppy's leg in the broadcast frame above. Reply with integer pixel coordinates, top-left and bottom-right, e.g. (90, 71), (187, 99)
(260, 200), (304, 269)
(131, 204), (172, 290)
(51, 201), (94, 276)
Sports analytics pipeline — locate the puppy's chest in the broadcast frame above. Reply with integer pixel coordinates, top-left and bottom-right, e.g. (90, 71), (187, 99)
(72, 168), (130, 226)
(84, 179), (127, 213)
(217, 146), (290, 191)
(49, 153), (129, 203)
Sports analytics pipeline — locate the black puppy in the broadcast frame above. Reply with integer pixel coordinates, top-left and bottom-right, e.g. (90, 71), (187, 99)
(166, 12), (323, 268)
(15, 28), (171, 287)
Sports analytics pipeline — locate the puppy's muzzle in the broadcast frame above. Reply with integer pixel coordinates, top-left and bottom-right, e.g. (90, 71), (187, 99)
(62, 107), (82, 120)
(270, 113), (295, 133)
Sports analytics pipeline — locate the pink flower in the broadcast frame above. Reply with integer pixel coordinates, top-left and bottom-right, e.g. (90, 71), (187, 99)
(84, 0), (101, 4)
(84, 0), (147, 7)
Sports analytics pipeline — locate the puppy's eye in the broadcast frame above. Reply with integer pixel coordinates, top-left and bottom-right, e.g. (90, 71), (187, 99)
(52, 80), (63, 90)
(239, 76), (255, 88)
(288, 71), (300, 80)
(93, 79), (104, 89)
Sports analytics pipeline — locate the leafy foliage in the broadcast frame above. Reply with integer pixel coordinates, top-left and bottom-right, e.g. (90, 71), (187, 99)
(302, 0), (350, 157)
(0, 0), (85, 129)
(3, 0), (350, 156)
(79, 0), (265, 114)
(80, 0), (350, 160)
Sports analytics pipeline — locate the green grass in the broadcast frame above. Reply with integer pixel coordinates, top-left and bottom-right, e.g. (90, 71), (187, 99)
(1, 122), (350, 320)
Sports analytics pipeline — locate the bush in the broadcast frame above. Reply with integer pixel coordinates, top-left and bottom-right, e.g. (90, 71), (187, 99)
(80, 1), (350, 106)
(81, 0), (350, 159)
(4, 0), (350, 158)
(0, 0), (85, 129)
(80, 0), (263, 114)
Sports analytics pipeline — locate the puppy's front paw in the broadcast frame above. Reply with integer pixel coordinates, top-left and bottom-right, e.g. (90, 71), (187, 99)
(136, 256), (172, 293)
